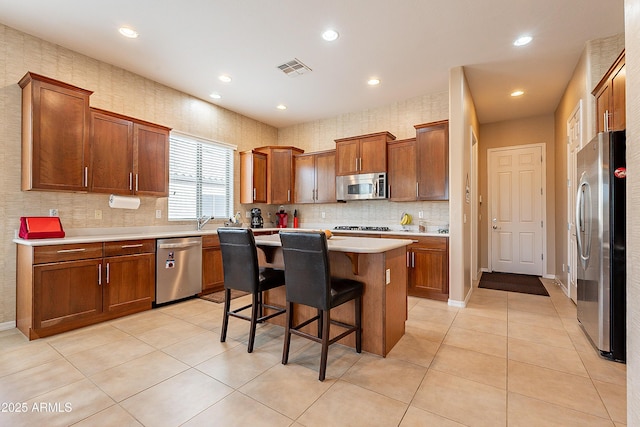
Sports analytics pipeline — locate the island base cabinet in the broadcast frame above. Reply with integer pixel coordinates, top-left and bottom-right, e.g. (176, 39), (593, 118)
(261, 247), (407, 357)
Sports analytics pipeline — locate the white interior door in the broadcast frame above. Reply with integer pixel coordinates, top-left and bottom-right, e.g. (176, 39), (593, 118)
(567, 102), (582, 303)
(489, 145), (544, 275)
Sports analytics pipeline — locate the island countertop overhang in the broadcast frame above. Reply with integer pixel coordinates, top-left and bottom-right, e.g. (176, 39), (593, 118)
(253, 233), (413, 253)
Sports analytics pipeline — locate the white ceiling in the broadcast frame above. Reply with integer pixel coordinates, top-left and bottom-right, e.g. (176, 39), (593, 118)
(0, 0), (624, 128)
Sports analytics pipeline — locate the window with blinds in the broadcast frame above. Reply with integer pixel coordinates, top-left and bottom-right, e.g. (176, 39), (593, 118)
(168, 132), (235, 221)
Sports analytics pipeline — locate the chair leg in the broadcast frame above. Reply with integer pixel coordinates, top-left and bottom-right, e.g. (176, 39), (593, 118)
(257, 290), (264, 321)
(282, 301), (293, 365)
(220, 289), (231, 343)
(247, 292), (259, 353)
(319, 309), (331, 381)
(317, 308), (323, 338)
(355, 296), (362, 353)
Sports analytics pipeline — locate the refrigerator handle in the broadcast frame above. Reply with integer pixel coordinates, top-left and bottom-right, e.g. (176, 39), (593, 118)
(576, 174), (591, 268)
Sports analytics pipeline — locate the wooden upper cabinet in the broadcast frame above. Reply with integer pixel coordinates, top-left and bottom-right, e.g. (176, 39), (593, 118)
(387, 138), (417, 201)
(335, 132), (395, 176)
(594, 50), (626, 133)
(294, 150), (336, 204)
(89, 108), (169, 196)
(19, 72), (93, 192)
(415, 120), (449, 201)
(134, 123), (169, 196)
(294, 154), (316, 203)
(240, 150), (268, 203)
(90, 110), (133, 194)
(253, 146), (304, 204)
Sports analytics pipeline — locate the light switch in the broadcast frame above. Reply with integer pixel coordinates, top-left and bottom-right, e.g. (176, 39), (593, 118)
(156, 210), (162, 219)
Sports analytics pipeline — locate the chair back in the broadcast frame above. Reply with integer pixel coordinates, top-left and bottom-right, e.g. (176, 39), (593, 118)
(217, 228), (260, 293)
(279, 231), (332, 310)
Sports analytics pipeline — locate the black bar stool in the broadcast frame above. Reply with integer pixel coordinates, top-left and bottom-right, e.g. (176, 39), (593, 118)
(279, 231), (363, 381)
(218, 228), (286, 353)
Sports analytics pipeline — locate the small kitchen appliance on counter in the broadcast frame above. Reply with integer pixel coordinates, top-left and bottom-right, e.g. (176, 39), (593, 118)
(276, 206), (288, 228)
(250, 208), (264, 228)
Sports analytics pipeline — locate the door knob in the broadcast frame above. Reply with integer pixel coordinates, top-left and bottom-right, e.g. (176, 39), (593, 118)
(492, 225), (498, 229)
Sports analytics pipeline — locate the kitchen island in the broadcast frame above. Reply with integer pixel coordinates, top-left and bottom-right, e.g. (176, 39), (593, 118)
(254, 233), (412, 357)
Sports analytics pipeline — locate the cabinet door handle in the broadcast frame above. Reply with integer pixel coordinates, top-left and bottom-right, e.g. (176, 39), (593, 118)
(121, 244), (144, 249)
(359, 157), (362, 171)
(355, 158), (358, 172)
(604, 111), (610, 132)
(253, 188), (256, 200)
(106, 262), (110, 284)
(416, 182), (419, 198)
(98, 264), (102, 285)
(406, 252), (410, 267)
(129, 172), (133, 191)
(84, 167), (88, 187)
(411, 252), (415, 268)
(287, 189), (290, 201)
(135, 174), (139, 192)
(57, 248), (86, 254)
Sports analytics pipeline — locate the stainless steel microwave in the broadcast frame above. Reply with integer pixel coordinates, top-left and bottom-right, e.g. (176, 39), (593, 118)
(336, 172), (387, 201)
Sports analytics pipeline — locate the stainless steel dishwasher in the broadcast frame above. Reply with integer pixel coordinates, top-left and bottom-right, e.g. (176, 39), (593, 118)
(156, 236), (202, 304)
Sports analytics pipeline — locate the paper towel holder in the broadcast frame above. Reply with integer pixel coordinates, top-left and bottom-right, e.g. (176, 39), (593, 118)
(109, 194), (141, 209)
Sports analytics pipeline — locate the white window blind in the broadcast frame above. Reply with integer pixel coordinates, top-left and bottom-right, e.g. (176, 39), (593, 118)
(168, 132), (235, 221)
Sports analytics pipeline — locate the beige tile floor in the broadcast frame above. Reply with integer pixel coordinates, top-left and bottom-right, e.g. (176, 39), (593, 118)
(0, 278), (627, 426)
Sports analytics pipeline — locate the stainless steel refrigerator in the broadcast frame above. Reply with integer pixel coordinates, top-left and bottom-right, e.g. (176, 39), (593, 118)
(575, 130), (626, 362)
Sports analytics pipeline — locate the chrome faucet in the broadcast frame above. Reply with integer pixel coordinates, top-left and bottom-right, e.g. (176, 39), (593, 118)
(196, 215), (212, 230)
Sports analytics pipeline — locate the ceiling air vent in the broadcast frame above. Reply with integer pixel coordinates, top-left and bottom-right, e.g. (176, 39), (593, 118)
(277, 58), (312, 77)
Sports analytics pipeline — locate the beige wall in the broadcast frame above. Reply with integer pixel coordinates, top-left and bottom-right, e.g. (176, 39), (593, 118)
(478, 115), (556, 275)
(0, 24), (278, 325)
(624, 0), (639, 423)
(553, 34), (625, 293)
(274, 92), (450, 228)
(448, 66), (480, 303)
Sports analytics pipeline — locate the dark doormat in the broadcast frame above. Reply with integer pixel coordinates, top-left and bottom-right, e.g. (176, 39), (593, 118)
(200, 290), (249, 304)
(478, 272), (549, 296)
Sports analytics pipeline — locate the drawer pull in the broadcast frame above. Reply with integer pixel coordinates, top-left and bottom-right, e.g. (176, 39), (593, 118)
(56, 248), (87, 254)
(121, 244), (144, 249)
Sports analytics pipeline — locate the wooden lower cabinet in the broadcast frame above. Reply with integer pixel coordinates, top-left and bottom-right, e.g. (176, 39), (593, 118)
(17, 240), (155, 340)
(385, 235), (449, 301)
(33, 258), (103, 331)
(202, 234), (224, 294)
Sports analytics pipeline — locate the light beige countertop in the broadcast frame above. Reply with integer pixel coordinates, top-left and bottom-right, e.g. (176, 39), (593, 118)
(254, 232), (413, 253)
(12, 224), (447, 247)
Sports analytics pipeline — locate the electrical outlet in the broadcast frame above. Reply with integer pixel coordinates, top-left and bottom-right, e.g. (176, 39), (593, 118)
(155, 209), (162, 219)
(49, 209), (58, 217)
(94, 209), (102, 220)
(321, 211), (326, 219)
(418, 210), (424, 219)
(245, 211), (251, 218)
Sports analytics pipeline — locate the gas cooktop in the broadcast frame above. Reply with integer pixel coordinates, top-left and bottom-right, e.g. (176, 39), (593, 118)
(333, 225), (390, 232)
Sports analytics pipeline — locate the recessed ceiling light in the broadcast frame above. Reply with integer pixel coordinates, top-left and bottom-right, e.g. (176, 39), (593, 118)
(209, 93), (221, 99)
(276, 104), (287, 110)
(118, 27), (139, 39)
(322, 29), (339, 41)
(513, 36), (532, 46)
(368, 78), (380, 86)
(218, 75), (232, 83)
(511, 90), (525, 97)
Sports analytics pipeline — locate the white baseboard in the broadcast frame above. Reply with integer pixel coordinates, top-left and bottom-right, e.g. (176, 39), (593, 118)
(448, 285), (473, 308)
(0, 321), (16, 331)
